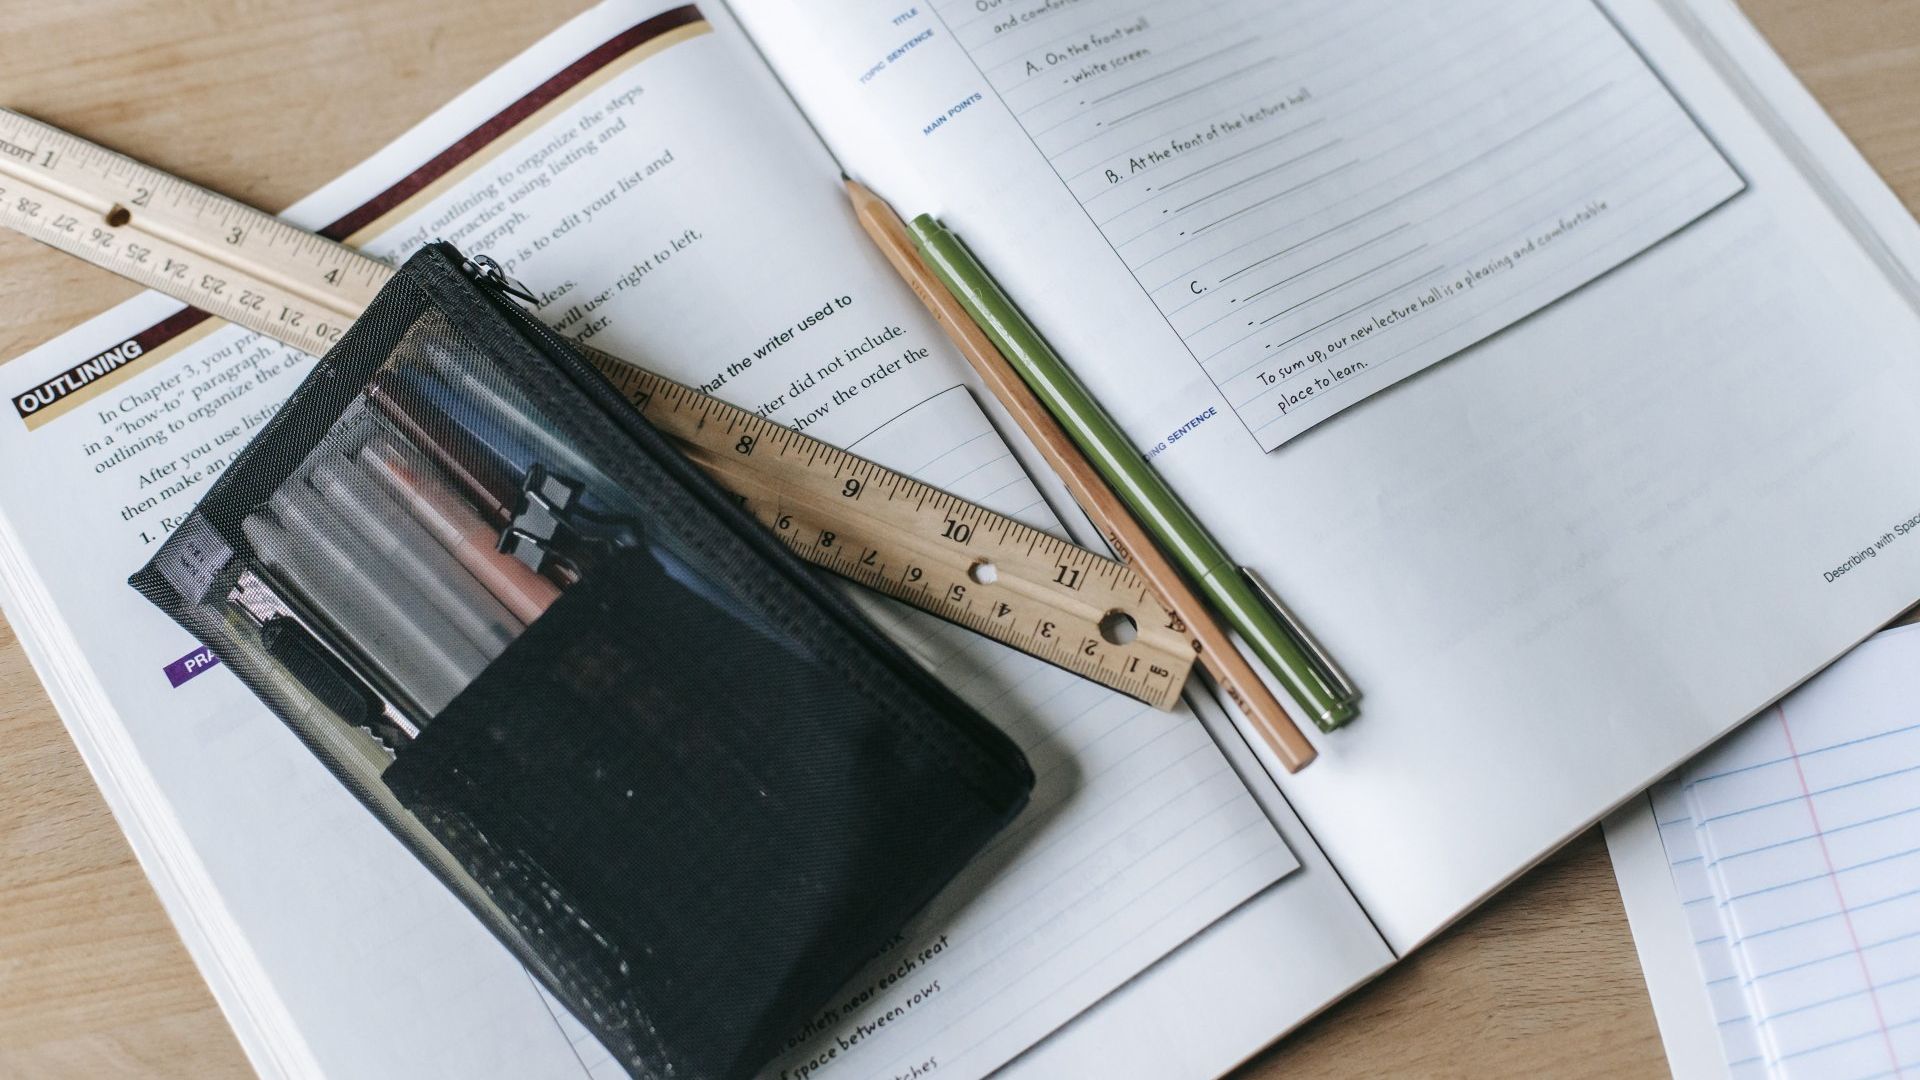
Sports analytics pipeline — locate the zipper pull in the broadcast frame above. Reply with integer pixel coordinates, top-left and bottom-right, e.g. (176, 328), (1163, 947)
(461, 253), (540, 305)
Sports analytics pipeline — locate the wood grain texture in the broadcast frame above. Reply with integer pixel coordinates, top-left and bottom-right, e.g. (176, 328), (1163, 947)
(0, 1), (1911, 1076)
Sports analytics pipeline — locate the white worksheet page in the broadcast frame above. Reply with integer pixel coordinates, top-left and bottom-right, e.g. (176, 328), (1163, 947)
(914, 0), (1742, 449)
(735, 0), (1920, 951)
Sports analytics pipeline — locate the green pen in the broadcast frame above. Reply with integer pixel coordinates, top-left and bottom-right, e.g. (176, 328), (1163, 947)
(907, 215), (1360, 731)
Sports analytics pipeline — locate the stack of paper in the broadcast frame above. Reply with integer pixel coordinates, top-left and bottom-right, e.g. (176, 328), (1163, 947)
(1610, 626), (1920, 1079)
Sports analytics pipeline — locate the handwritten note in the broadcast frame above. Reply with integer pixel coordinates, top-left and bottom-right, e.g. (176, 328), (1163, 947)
(926, 0), (1744, 447)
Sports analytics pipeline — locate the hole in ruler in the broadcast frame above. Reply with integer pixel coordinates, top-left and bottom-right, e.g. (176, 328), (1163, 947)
(104, 204), (131, 227)
(1099, 610), (1139, 646)
(968, 559), (997, 585)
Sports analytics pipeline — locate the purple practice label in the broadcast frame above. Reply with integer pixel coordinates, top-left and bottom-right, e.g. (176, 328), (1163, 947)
(163, 645), (221, 687)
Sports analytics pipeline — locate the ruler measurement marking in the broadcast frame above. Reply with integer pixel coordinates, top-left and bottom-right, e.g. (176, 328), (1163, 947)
(0, 108), (1193, 708)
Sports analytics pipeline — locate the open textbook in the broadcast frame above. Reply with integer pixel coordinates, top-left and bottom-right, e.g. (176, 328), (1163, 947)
(1, 0), (1918, 1077)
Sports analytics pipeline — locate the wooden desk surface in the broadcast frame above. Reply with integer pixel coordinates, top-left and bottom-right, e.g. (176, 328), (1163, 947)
(0, 2), (1913, 1075)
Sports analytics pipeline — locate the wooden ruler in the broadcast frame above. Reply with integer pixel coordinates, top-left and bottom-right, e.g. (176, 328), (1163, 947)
(0, 109), (1195, 708)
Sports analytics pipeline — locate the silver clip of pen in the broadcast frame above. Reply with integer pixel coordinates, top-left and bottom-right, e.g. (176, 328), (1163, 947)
(1240, 566), (1359, 705)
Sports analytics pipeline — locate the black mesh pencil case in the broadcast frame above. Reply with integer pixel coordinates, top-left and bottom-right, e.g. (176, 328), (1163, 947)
(129, 241), (1034, 1080)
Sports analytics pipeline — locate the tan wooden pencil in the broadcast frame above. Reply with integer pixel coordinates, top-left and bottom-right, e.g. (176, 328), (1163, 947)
(846, 178), (1316, 772)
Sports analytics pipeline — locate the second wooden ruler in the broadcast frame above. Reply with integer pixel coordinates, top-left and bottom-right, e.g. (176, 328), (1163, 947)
(0, 109), (1195, 708)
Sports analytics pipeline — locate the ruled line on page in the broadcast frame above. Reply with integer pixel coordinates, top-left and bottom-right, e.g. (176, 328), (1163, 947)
(928, 0), (1743, 448)
(1681, 628), (1920, 1079)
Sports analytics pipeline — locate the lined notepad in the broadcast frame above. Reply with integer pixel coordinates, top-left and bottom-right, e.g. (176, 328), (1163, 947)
(1649, 780), (1770, 1078)
(1684, 627), (1920, 1079)
(1625, 626), (1920, 1080)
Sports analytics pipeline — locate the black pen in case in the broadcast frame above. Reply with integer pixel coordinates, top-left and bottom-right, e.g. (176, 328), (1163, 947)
(244, 489), (484, 719)
(226, 568), (418, 746)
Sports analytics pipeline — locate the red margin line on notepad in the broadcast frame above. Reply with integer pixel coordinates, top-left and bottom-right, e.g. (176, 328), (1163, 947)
(1777, 703), (1904, 1077)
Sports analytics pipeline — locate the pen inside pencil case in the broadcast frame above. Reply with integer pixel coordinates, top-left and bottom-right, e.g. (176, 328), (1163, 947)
(400, 346), (828, 642)
(224, 568), (416, 750)
(307, 452), (524, 656)
(366, 362), (640, 582)
(358, 432), (561, 624)
(217, 348), (628, 740)
(381, 362), (807, 662)
(242, 486), (483, 717)
(365, 371), (515, 528)
(230, 419), (519, 709)
(402, 340), (625, 515)
(218, 428), (520, 749)
(219, 319), (800, 750)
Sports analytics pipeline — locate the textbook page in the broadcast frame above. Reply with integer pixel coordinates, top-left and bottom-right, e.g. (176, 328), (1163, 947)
(0, 2), (1346, 1077)
(828, 390), (1390, 1080)
(735, 0), (1920, 950)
